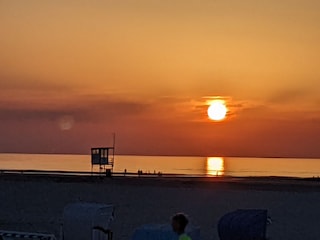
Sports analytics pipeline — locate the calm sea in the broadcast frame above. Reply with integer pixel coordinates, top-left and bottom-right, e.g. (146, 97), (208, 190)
(0, 153), (320, 178)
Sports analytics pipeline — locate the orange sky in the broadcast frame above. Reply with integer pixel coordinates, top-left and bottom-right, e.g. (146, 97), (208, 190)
(0, 0), (320, 157)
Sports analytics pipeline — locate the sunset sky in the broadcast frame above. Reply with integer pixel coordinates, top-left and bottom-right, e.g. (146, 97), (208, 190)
(1, 0), (320, 157)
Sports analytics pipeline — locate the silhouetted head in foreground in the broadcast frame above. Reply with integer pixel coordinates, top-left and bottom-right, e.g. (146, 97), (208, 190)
(171, 213), (189, 235)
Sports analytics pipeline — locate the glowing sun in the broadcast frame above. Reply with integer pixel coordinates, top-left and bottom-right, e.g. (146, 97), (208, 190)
(207, 101), (227, 121)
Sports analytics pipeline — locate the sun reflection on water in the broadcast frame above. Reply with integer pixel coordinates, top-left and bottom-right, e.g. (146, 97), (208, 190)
(207, 157), (224, 176)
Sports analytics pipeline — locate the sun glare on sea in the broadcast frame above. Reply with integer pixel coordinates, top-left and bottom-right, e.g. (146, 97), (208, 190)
(207, 157), (224, 176)
(207, 100), (227, 121)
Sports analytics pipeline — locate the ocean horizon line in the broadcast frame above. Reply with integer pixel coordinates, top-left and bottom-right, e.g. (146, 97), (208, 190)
(1, 152), (320, 159)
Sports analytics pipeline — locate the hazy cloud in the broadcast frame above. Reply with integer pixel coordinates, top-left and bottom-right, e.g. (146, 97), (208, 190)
(0, 74), (72, 92)
(0, 96), (150, 123)
(268, 87), (314, 104)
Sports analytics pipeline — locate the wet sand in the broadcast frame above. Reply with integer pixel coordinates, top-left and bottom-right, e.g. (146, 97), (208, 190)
(0, 175), (319, 240)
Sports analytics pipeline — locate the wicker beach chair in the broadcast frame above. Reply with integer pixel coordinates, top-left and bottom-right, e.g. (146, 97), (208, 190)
(218, 209), (268, 240)
(62, 202), (114, 240)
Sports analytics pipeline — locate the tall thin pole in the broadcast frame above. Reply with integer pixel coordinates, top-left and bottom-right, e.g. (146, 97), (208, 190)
(112, 133), (115, 171)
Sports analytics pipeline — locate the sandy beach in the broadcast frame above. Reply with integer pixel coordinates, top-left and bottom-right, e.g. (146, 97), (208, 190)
(0, 175), (319, 240)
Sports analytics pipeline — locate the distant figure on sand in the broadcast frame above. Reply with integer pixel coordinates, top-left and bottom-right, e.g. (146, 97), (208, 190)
(171, 213), (192, 240)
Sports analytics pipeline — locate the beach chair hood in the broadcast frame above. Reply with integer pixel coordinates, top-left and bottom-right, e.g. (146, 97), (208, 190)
(218, 209), (267, 240)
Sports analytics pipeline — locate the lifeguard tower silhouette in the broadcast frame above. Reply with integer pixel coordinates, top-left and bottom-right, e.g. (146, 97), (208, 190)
(91, 134), (115, 176)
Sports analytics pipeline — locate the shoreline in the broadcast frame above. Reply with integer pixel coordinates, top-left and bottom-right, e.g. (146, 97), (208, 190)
(1, 172), (319, 192)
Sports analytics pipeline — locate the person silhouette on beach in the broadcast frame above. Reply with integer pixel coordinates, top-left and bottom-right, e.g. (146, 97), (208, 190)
(171, 213), (192, 240)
